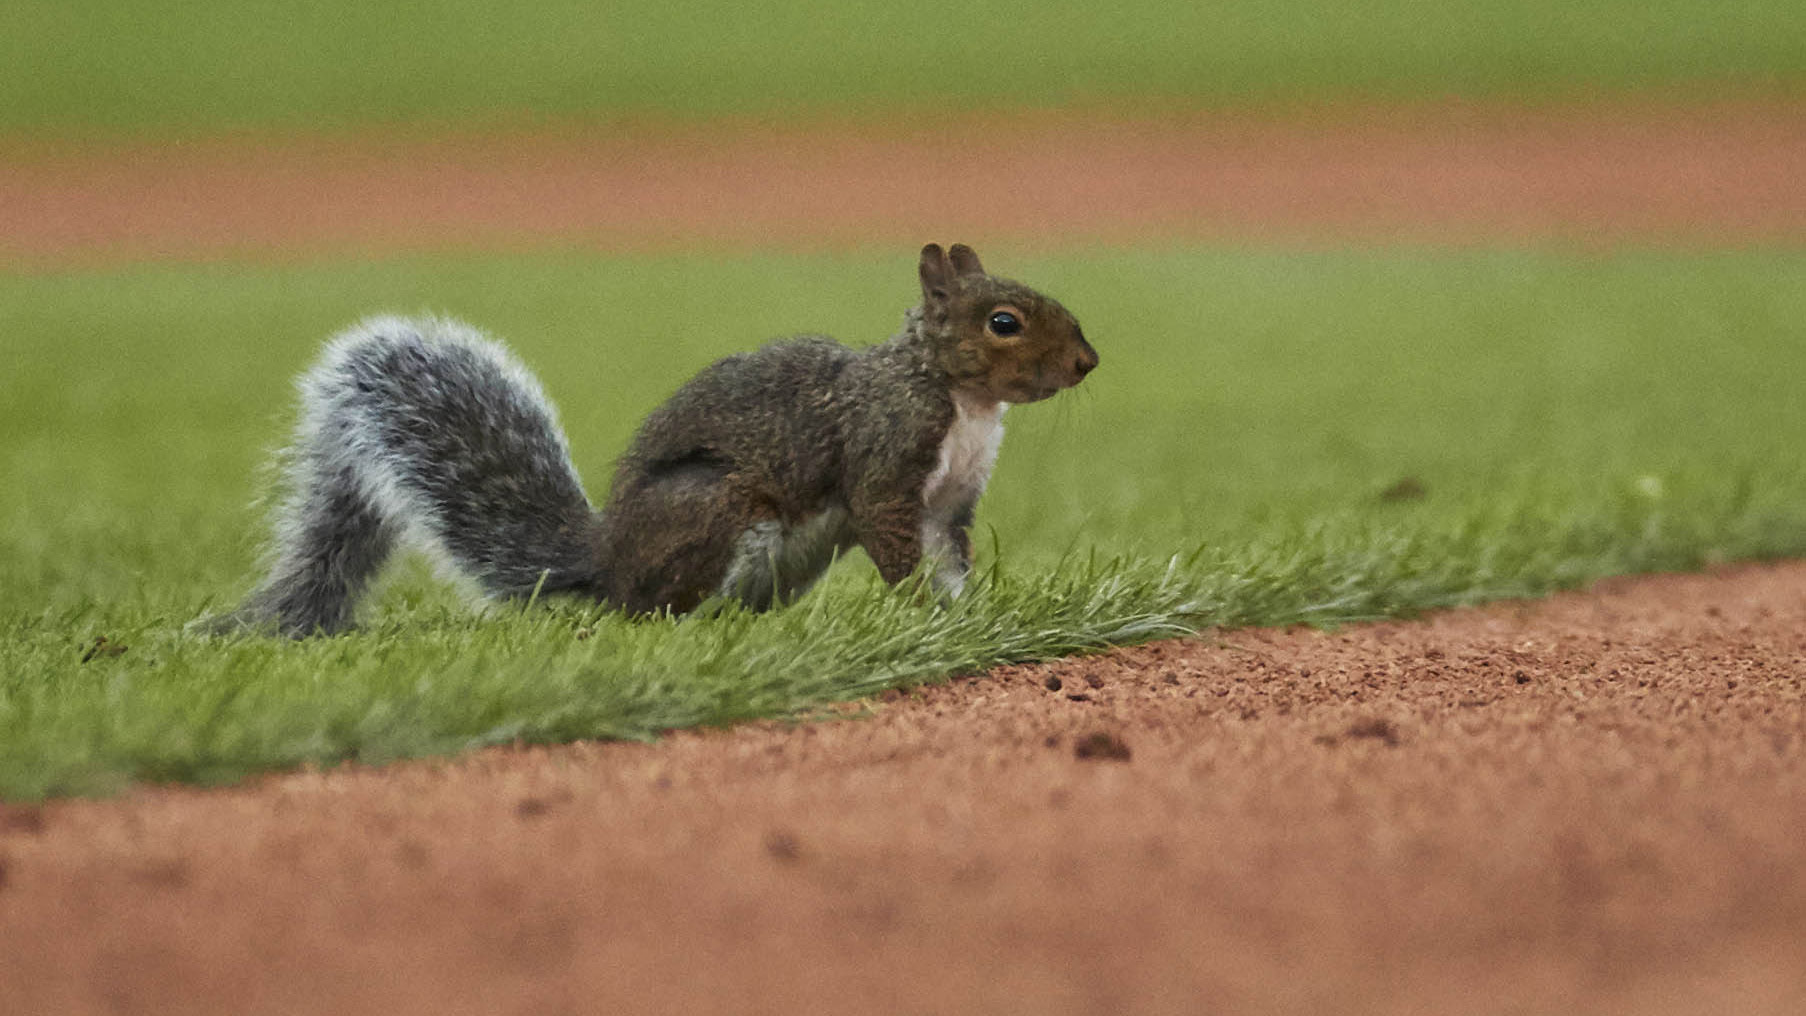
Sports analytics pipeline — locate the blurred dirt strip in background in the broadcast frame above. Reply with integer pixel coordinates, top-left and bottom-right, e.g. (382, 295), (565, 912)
(3, 100), (1803, 263)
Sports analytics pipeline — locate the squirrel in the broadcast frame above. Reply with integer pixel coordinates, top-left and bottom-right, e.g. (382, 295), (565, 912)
(205, 243), (1097, 637)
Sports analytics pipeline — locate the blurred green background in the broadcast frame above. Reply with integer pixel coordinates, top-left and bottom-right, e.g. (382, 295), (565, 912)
(3, 0), (1803, 137)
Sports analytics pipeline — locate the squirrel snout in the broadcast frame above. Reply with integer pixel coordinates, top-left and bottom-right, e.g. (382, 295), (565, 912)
(1073, 341), (1099, 379)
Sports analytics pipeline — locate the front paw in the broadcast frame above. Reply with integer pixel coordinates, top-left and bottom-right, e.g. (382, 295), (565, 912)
(929, 560), (969, 600)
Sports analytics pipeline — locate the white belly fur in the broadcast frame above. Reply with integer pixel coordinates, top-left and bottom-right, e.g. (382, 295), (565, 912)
(923, 393), (1006, 514)
(920, 392), (1006, 595)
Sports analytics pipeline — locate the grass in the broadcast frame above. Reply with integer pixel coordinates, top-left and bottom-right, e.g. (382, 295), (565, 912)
(3, 246), (1806, 798)
(4, 0), (1804, 138)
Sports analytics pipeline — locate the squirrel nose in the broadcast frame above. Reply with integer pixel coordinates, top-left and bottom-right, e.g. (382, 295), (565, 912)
(1073, 343), (1099, 377)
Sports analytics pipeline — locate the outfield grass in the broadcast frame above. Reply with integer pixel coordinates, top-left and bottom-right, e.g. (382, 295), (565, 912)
(3, 247), (1805, 798)
(5, 0), (1804, 138)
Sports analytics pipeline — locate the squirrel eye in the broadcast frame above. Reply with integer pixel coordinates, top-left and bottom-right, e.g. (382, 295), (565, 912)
(987, 310), (1022, 336)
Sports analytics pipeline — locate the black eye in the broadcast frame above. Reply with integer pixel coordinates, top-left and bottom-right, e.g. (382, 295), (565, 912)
(987, 310), (1022, 336)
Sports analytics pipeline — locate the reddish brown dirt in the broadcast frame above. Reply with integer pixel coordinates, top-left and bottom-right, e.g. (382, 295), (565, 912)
(3, 562), (1805, 1015)
(3, 101), (1804, 265)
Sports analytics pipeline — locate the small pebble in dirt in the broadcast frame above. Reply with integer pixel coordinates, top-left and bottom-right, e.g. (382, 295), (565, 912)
(1043, 675), (1063, 692)
(1344, 718), (1401, 747)
(1073, 731), (1132, 762)
(0, 805), (45, 836)
(764, 830), (802, 862)
(132, 859), (189, 888)
(1514, 670), (1531, 684)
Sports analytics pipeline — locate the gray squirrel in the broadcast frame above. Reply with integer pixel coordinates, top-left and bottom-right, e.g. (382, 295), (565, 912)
(207, 243), (1097, 636)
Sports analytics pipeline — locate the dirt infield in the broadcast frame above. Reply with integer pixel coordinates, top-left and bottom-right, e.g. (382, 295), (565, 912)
(3, 562), (1805, 1014)
(3, 100), (1804, 264)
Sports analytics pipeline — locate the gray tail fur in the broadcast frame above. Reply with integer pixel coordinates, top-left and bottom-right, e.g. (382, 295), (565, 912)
(205, 316), (605, 636)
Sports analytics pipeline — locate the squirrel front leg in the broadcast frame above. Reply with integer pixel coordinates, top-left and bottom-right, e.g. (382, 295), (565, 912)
(920, 504), (975, 598)
(845, 400), (966, 597)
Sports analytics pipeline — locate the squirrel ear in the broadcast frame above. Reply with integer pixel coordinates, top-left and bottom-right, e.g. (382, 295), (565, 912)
(919, 243), (954, 304)
(948, 243), (985, 278)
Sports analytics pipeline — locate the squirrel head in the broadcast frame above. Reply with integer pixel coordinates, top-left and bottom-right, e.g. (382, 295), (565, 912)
(915, 243), (1097, 404)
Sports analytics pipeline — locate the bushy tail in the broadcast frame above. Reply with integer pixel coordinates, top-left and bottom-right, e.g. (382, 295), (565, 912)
(207, 317), (605, 636)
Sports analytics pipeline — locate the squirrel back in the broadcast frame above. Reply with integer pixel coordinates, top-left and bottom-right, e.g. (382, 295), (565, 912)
(207, 244), (1096, 636)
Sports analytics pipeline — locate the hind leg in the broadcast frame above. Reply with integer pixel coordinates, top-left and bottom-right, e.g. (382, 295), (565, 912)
(601, 461), (844, 614)
(716, 508), (852, 610)
(600, 461), (756, 614)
